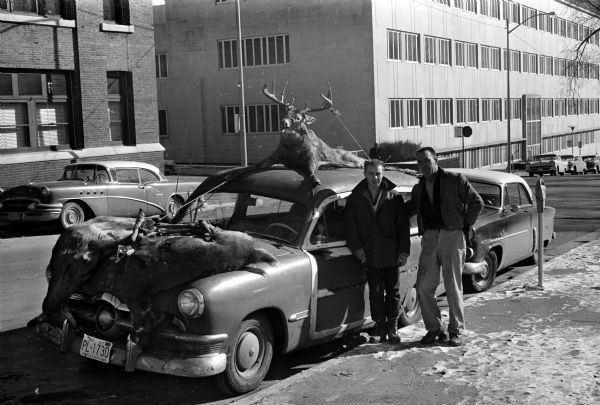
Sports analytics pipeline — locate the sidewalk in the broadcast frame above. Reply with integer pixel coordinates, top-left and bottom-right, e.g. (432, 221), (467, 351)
(236, 238), (600, 405)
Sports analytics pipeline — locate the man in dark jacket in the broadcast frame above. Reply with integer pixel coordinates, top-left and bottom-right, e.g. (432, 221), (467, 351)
(345, 159), (411, 343)
(409, 147), (483, 347)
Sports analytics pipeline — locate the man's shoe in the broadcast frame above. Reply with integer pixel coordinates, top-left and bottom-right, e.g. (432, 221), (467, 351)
(420, 330), (447, 345)
(387, 321), (401, 344)
(448, 333), (463, 347)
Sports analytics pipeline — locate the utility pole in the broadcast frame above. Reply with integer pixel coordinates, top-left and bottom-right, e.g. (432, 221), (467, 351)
(236, 0), (247, 166)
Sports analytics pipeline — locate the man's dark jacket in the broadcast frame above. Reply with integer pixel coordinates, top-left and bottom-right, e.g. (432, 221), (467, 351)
(344, 177), (411, 269)
(408, 167), (484, 235)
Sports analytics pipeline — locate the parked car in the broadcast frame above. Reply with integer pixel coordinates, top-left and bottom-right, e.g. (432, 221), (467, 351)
(561, 154), (587, 175)
(582, 154), (600, 174)
(451, 169), (556, 292)
(526, 153), (568, 176)
(0, 161), (200, 229)
(33, 166), (554, 395)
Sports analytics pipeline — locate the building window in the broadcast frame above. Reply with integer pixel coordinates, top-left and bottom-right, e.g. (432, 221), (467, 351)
(439, 99), (452, 124)
(456, 41), (477, 68)
(221, 104), (282, 134)
(522, 53), (538, 74)
(491, 98), (501, 121)
(554, 17), (567, 37)
(454, 0), (476, 13)
(590, 31), (599, 46)
(481, 45), (500, 70)
(504, 49), (521, 72)
(481, 99), (490, 122)
(505, 98), (521, 119)
(591, 64), (599, 80)
(435, 0), (450, 5)
(456, 98), (478, 123)
(426, 99), (437, 125)
(579, 98), (589, 114)
(403, 32), (420, 62)
(424, 36), (451, 65)
(406, 99), (422, 127)
(0, 0), (70, 18)
(480, 0), (500, 19)
(388, 30), (401, 60)
(554, 58), (566, 76)
(155, 54), (168, 78)
(107, 72), (134, 144)
(103, 0), (130, 25)
(541, 99), (553, 117)
(390, 99), (402, 128)
(503, 1), (519, 24)
(521, 6), (537, 29)
(0, 71), (71, 150)
(554, 98), (566, 116)
(591, 99), (599, 114)
(158, 109), (167, 137)
(539, 13), (553, 33)
(539, 55), (553, 75)
(426, 99), (453, 125)
(455, 41), (464, 67)
(218, 34), (290, 68)
(567, 21), (578, 40)
(567, 99), (578, 115)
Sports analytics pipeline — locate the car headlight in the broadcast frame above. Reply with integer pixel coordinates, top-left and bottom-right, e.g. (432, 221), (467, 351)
(0, 187), (4, 198)
(40, 186), (50, 198)
(27, 203), (37, 211)
(178, 288), (205, 318)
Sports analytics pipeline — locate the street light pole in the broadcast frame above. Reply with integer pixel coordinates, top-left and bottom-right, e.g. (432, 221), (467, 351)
(506, 11), (555, 173)
(235, 0), (248, 167)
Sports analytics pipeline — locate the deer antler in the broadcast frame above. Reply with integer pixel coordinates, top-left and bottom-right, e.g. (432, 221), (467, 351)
(263, 78), (292, 109)
(300, 83), (333, 114)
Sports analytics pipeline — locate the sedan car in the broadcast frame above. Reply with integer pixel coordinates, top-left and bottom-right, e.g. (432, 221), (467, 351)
(0, 161), (200, 229)
(34, 166), (423, 395)
(561, 154), (587, 175)
(582, 155), (600, 174)
(526, 153), (568, 176)
(452, 169), (556, 292)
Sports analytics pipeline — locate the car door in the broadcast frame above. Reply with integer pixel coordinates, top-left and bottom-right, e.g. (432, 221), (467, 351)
(107, 168), (148, 217)
(502, 182), (536, 264)
(305, 195), (369, 339)
(138, 168), (165, 216)
(68, 164), (110, 216)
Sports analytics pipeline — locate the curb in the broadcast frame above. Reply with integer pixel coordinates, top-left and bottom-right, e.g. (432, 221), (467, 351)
(232, 229), (600, 405)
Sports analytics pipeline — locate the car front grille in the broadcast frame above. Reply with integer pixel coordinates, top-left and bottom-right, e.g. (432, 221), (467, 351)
(1, 199), (37, 212)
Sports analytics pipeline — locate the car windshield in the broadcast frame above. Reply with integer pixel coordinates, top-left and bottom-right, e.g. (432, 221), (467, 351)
(186, 191), (307, 245)
(582, 155), (595, 160)
(533, 154), (558, 161)
(561, 155), (574, 160)
(470, 181), (502, 208)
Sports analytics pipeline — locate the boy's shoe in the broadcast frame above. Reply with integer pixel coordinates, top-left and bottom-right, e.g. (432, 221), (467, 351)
(387, 320), (401, 344)
(419, 329), (447, 345)
(369, 321), (387, 343)
(448, 333), (463, 347)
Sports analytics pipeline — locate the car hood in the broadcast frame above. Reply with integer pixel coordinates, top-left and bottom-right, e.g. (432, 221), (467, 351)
(1, 180), (84, 201)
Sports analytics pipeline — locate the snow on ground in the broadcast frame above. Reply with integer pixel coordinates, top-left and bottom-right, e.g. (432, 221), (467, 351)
(381, 240), (600, 404)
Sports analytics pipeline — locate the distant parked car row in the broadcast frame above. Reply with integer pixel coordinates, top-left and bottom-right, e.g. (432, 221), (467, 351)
(526, 153), (600, 176)
(0, 161), (201, 229)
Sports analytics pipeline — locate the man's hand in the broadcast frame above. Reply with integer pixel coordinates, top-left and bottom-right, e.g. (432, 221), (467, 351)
(353, 248), (367, 264)
(397, 253), (409, 267)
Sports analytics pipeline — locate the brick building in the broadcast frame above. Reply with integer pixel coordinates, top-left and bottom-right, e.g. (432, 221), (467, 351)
(0, 0), (162, 189)
(154, 0), (600, 168)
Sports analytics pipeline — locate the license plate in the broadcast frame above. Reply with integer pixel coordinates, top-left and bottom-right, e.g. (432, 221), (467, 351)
(8, 212), (23, 221)
(80, 334), (113, 363)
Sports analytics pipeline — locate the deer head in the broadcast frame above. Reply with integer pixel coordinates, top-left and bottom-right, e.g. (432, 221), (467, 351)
(263, 79), (333, 143)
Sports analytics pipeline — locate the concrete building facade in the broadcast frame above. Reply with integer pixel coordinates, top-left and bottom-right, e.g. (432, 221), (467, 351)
(154, 0), (600, 167)
(0, 0), (163, 189)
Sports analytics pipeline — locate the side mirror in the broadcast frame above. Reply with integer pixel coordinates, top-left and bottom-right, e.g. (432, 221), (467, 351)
(510, 204), (519, 213)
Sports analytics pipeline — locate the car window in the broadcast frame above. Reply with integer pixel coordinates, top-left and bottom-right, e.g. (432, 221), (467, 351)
(227, 194), (306, 244)
(187, 192), (238, 225)
(505, 183), (532, 207)
(96, 168), (110, 183)
(310, 199), (346, 245)
(470, 181), (502, 208)
(139, 169), (160, 183)
(115, 168), (140, 184)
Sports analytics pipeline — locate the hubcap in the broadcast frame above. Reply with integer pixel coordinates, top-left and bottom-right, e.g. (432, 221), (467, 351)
(66, 209), (80, 224)
(236, 331), (260, 371)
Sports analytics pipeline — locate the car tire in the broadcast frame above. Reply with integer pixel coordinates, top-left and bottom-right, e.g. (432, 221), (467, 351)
(551, 168), (557, 176)
(465, 250), (498, 293)
(528, 172), (534, 177)
(399, 286), (421, 326)
(165, 196), (183, 221)
(59, 202), (86, 229)
(216, 314), (274, 396)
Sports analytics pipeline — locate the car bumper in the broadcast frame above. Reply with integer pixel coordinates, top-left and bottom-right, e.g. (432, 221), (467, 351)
(0, 204), (62, 223)
(35, 320), (228, 378)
